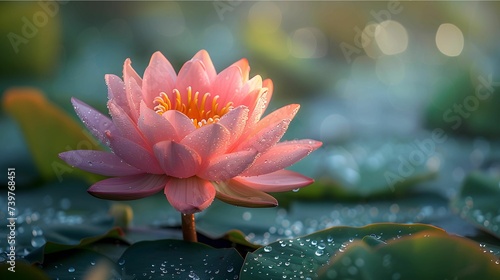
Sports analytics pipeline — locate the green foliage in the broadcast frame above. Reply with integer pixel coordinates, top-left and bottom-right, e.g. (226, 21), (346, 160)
(118, 240), (243, 279)
(451, 172), (500, 239)
(240, 223), (445, 279)
(2, 88), (104, 183)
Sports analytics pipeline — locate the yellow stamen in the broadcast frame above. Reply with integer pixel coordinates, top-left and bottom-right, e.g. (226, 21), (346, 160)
(153, 87), (233, 128)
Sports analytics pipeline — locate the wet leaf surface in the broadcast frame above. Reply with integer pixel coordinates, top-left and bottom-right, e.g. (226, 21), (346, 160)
(118, 239), (243, 279)
(319, 231), (500, 279)
(451, 172), (500, 239)
(240, 223), (444, 279)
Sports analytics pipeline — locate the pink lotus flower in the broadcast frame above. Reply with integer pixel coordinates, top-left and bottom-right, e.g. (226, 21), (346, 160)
(59, 50), (321, 214)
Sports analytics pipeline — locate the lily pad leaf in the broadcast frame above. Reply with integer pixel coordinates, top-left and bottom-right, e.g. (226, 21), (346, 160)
(240, 223), (443, 280)
(118, 239), (243, 279)
(0, 179), (118, 262)
(318, 231), (500, 279)
(2, 88), (103, 182)
(451, 171), (500, 239)
(24, 228), (124, 264)
(39, 248), (120, 280)
(0, 262), (50, 280)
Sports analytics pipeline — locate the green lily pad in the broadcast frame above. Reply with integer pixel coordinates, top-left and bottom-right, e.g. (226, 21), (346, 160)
(40, 248), (120, 280)
(0, 262), (50, 280)
(451, 171), (500, 239)
(2, 88), (103, 182)
(240, 223), (443, 279)
(318, 231), (500, 279)
(0, 179), (119, 262)
(24, 228), (124, 264)
(118, 239), (243, 279)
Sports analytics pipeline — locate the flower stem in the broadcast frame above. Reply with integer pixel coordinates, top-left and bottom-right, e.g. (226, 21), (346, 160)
(181, 213), (197, 242)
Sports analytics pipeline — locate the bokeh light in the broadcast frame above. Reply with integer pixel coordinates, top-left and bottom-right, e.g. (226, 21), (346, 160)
(375, 20), (408, 55)
(288, 27), (327, 59)
(435, 23), (464, 57)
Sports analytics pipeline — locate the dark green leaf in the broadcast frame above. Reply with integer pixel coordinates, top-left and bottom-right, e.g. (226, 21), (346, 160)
(240, 223), (443, 279)
(40, 248), (120, 280)
(0, 262), (50, 280)
(451, 171), (500, 239)
(118, 239), (243, 279)
(319, 231), (500, 279)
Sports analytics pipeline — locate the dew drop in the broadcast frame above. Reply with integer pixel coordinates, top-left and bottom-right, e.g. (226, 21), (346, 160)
(315, 249), (324, 256)
(68, 267), (75, 273)
(264, 246), (273, 253)
(31, 236), (46, 248)
(227, 266), (234, 272)
(242, 212), (252, 221)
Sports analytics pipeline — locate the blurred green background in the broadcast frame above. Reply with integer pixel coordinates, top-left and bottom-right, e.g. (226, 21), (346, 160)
(2, 1), (500, 136)
(2, 1), (500, 189)
(1, 1), (500, 277)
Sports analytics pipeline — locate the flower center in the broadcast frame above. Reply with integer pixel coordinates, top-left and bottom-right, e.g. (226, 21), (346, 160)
(153, 87), (233, 128)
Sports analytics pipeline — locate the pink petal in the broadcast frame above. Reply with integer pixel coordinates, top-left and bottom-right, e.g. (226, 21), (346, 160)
(262, 78), (274, 113)
(181, 123), (230, 162)
(138, 102), (178, 145)
(235, 119), (290, 153)
(213, 65), (243, 107)
(192, 50), (217, 82)
(217, 106), (249, 146)
(105, 74), (126, 108)
(161, 110), (196, 140)
(107, 131), (164, 174)
(108, 101), (146, 146)
(71, 98), (115, 146)
(153, 141), (201, 178)
(245, 88), (269, 129)
(242, 139), (322, 176)
(142, 51), (177, 109)
(126, 76), (142, 121)
(254, 104), (299, 136)
(236, 104), (299, 152)
(164, 176), (216, 214)
(234, 75), (262, 106)
(59, 150), (143, 176)
(198, 149), (258, 181)
(176, 60), (211, 98)
(123, 58), (142, 87)
(88, 174), (168, 200)
(213, 180), (277, 207)
(231, 58), (250, 83)
(235, 170), (314, 192)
